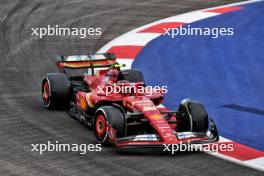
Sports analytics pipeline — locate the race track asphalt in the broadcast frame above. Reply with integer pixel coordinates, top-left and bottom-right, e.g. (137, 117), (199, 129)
(0, 0), (263, 175)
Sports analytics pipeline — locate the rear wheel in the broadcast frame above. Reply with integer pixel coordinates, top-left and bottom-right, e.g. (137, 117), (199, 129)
(42, 80), (51, 106)
(42, 73), (71, 110)
(94, 106), (125, 145)
(177, 99), (209, 133)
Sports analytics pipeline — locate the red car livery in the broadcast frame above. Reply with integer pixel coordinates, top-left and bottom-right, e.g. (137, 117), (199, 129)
(42, 53), (219, 148)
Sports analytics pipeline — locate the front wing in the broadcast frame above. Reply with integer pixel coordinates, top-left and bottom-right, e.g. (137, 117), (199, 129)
(114, 119), (219, 149)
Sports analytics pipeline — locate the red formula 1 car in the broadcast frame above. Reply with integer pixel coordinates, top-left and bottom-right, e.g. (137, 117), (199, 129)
(42, 53), (219, 148)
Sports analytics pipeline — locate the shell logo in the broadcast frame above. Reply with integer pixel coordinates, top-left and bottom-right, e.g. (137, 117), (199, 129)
(150, 114), (161, 120)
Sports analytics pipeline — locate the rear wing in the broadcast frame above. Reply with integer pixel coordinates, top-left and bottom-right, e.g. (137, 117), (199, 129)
(56, 53), (116, 69)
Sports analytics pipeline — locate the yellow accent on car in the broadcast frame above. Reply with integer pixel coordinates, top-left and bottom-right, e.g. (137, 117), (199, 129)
(79, 96), (87, 111)
(86, 93), (95, 108)
(113, 63), (126, 68)
(150, 114), (161, 120)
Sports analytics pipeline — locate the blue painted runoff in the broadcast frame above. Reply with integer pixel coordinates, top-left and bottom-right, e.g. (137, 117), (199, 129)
(132, 1), (264, 151)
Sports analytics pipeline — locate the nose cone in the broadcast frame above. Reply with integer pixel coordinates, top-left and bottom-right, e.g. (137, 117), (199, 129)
(144, 111), (178, 143)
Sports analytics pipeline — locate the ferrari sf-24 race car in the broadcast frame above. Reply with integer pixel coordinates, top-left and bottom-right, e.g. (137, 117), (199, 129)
(41, 53), (219, 148)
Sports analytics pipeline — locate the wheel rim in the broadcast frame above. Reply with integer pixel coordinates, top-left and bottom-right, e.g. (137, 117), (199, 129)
(42, 80), (50, 104)
(95, 115), (107, 138)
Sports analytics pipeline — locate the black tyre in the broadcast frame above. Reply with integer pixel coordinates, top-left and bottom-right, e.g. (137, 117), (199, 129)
(42, 73), (71, 110)
(177, 100), (209, 133)
(94, 106), (125, 145)
(117, 69), (144, 83)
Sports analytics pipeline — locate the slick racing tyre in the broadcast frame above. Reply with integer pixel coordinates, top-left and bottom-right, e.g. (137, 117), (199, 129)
(94, 106), (126, 145)
(177, 99), (209, 133)
(42, 73), (71, 110)
(118, 69), (145, 83)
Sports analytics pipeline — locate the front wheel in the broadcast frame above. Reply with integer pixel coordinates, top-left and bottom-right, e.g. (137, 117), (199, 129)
(177, 99), (209, 133)
(94, 106), (126, 145)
